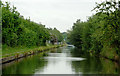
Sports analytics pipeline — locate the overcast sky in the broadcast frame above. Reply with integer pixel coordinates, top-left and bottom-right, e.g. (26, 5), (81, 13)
(2, 0), (104, 32)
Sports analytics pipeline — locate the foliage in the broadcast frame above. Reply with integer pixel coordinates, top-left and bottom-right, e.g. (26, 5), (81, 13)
(2, 2), (63, 48)
(68, 0), (120, 59)
(48, 28), (63, 44)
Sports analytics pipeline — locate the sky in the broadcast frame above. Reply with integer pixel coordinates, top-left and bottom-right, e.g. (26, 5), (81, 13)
(2, 0), (104, 32)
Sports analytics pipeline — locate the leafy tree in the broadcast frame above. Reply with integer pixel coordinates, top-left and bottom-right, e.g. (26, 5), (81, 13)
(68, 0), (120, 59)
(48, 28), (63, 44)
(2, 2), (52, 47)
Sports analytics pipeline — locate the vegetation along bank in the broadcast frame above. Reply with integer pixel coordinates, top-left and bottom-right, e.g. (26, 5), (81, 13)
(68, 0), (120, 62)
(1, 1), (65, 64)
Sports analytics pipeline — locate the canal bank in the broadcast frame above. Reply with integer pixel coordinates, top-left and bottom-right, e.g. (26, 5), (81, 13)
(2, 46), (120, 74)
(1, 44), (64, 64)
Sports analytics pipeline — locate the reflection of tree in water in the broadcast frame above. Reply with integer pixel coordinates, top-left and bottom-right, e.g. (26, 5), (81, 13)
(56, 47), (62, 53)
(2, 54), (48, 75)
(100, 59), (120, 74)
(70, 47), (90, 57)
(50, 47), (63, 53)
(70, 48), (120, 74)
(71, 57), (102, 74)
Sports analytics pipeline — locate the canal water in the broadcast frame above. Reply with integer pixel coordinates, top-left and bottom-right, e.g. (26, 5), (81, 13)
(2, 46), (120, 74)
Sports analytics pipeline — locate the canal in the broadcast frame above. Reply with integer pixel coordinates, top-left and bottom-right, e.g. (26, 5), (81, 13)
(2, 46), (120, 74)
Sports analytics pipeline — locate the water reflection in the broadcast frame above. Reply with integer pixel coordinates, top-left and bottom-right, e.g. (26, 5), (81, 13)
(2, 46), (120, 74)
(2, 54), (48, 74)
(70, 47), (120, 74)
(36, 47), (85, 74)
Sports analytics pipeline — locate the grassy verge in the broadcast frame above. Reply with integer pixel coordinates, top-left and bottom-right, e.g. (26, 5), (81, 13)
(2, 44), (63, 59)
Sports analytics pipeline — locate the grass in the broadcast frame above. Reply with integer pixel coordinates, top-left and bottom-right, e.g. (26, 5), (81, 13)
(2, 44), (63, 58)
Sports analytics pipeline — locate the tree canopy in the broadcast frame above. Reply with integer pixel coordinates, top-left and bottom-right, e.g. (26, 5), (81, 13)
(68, 0), (120, 59)
(1, 1), (63, 47)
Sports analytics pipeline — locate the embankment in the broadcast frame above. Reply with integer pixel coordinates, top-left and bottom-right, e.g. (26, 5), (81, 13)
(1, 45), (64, 64)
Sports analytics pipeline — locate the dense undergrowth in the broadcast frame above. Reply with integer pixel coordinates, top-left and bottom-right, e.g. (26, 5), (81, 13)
(1, 1), (63, 47)
(0, 1), (64, 58)
(68, 0), (120, 60)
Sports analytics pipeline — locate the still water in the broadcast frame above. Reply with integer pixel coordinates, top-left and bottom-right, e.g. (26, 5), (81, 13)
(2, 46), (120, 74)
